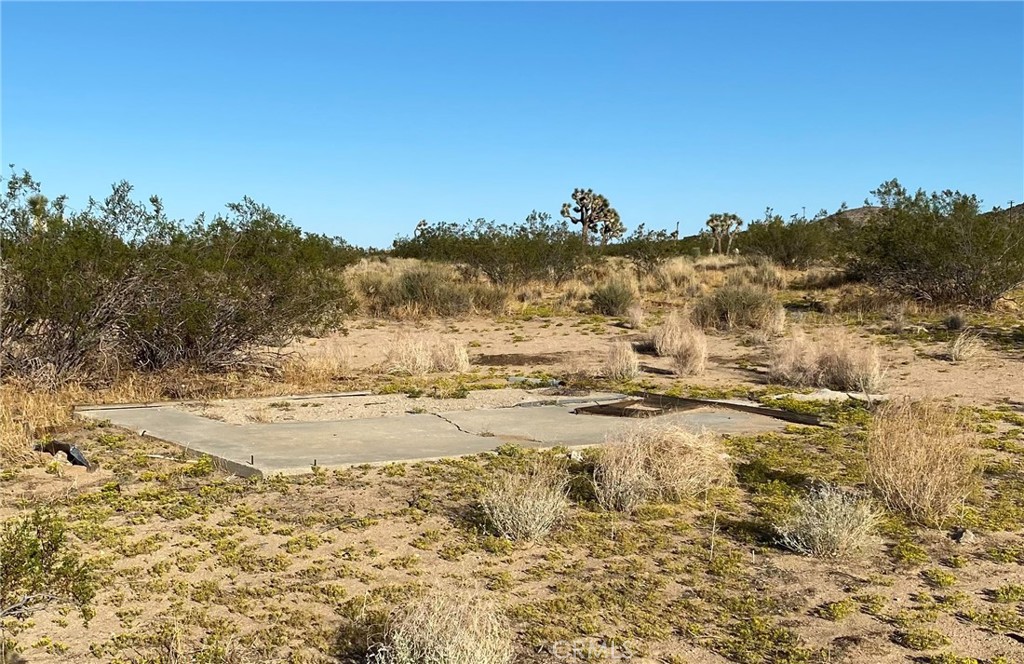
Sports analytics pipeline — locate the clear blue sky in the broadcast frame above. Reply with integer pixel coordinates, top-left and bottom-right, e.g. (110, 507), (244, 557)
(3, 2), (1022, 247)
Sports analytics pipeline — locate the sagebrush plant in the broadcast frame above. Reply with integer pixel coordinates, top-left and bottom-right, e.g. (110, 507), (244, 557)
(589, 278), (637, 316)
(367, 591), (515, 664)
(691, 282), (785, 335)
(384, 335), (470, 375)
(480, 462), (570, 541)
(866, 400), (978, 527)
(604, 341), (640, 381)
(775, 485), (880, 559)
(594, 424), (731, 513)
(769, 328), (885, 392)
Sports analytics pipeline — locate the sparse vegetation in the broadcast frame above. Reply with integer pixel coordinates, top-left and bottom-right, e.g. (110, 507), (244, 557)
(384, 334), (471, 375)
(948, 330), (983, 363)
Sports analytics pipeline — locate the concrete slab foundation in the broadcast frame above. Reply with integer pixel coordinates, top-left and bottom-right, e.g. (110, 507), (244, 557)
(75, 393), (792, 476)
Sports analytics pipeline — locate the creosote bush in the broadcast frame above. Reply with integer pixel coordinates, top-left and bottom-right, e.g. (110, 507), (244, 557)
(604, 342), (640, 381)
(0, 169), (358, 386)
(866, 400), (978, 527)
(691, 282), (785, 335)
(594, 424), (731, 513)
(384, 335), (470, 375)
(589, 278), (637, 316)
(769, 328), (885, 392)
(367, 590), (514, 664)
(775, 485), (880, 559)
(480, 462), (570, 542)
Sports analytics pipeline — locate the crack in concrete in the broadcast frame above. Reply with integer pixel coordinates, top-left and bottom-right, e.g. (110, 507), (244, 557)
(430, 412), (477, 436)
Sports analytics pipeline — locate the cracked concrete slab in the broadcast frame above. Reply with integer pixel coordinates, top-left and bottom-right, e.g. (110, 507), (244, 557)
(75, 393), (792, 476)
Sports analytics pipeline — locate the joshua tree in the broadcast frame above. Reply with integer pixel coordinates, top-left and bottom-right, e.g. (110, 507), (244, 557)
(561, 188), (621, 246)
(705, 212), (743, 254)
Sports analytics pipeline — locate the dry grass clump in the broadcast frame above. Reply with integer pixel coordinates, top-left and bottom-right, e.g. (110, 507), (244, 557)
(280, 343), (351, 385)
(480, 462), (570, 541)
(624, 303), (645, 330)
(691, 283), (785, 335)
(649, 258), (698, 294)
(594, 424), (731, 513)
(671, 331), (708, 376)
(353, 262), (507, 319)
(769, 328), (885, 393)
(740, 257), (787, 289)
(866, 400), (978, 527)
(604, 342), (640, 381)
(943, 311), (968, 331)
(384, 335), (470, 376)
(367, 591), (515, 664)
(775, 485), (880, 559)
(948, 330), (983, 362)
(650, 312), (708, 375)
(589, 278), (638, 316)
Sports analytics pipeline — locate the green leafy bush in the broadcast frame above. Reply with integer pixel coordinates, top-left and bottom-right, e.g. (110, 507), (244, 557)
(740, 207), (836, 268)
(691, 282), (785, 333)
(845, 180), (1024, 308)
(589, 278), (637, 316)
(1, 508), (96, 660)
(392, 212), (591, 286)
(0, 169), (358, 384)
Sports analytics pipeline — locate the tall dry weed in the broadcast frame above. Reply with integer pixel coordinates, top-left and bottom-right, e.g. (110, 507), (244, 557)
(866, 400), (977, 527)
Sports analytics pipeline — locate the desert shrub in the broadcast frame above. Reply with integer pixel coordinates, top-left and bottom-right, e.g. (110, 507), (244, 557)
(604, 342), (640, 381)
(384, 335), (470, 375)
(650, 257), (698, 294)
(392, 213), (591, 286)
(769, 328), (885, 392)
(0, 170), (357, 385)
(691, 282), (785, 334)
(651, 313), (708, 375)
(948, 330), (983, 363)
(367, 591), (514, 664)
(943, 312), (967, 331)
(590, 278), (637, 316)
(612, 224), (685, 279)
(651, 311), (687, 356)
(740, 207), (836, 268)
(866, 400), (978, 526)
(355, 263), (507, 318)
(1, 508), (96, 659)
(480, 463), (570, 541)
(671, 329), (708, 376)
(845, 180), (1024, 308)
(594, 424), (731, 513)
(775, 485), (880, 559)
(624, 303), (645, 330)
(741, 256), (788, 289)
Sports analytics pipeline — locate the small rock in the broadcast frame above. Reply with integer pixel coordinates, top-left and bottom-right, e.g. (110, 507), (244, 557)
(951, 527), (977, 545)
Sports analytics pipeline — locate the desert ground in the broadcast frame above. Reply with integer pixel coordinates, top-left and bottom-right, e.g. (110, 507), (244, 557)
(2, 256), (1023, 664)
